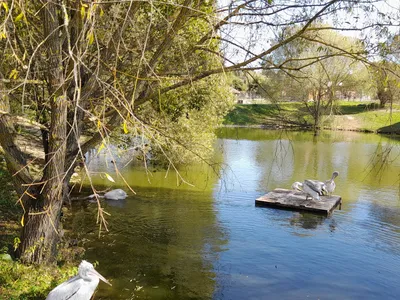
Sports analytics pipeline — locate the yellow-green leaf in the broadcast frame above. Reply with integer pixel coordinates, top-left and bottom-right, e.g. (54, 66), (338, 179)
(0, 31), (6, 40)
(20, 215), (24, 226)
(100, 8), (104, 17)
(15, 12), (24, 22)
(104, 173), (115, 183)
(2, 2), (9, 13)
(13, 237), (20, 251)
(98, 142), (105, 153)
(86, 8), (91, 19)
(123, 121), (129, 134)
(9, 69), (18, 80)
(80, 6), (85, 19)
(87, 32), (94, 45)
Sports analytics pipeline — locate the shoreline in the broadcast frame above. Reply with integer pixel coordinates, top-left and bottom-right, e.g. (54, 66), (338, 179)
(222, 102), (400, 135)
(220, 124), (400, 135)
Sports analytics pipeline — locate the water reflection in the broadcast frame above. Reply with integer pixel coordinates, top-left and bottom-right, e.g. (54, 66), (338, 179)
(70, 159), (227, 299)
(216, 128), (400, 202)
(288, 212), (329, 230)
(213, 128), (400, 299)
(104, 199), (127, 208)
(68, 128), (400, 299)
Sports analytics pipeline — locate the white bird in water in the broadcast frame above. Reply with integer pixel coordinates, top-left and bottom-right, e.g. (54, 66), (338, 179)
(325, 171), (339, 195)
(88, 189), (128, 201)
(46, 260), (111, 300)
(104, 189), (127, 200)
(302, 179), (327, 201)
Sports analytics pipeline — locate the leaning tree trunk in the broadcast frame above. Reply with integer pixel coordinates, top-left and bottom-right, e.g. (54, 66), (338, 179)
(17, 0), (68, 264)
(312, 91), (322, 136)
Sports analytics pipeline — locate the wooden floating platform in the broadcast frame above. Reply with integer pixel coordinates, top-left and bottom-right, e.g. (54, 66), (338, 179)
(255, 188), (342, 215)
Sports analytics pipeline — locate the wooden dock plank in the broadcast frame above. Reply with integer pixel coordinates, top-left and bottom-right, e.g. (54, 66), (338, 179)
(255, 188), (342, 215)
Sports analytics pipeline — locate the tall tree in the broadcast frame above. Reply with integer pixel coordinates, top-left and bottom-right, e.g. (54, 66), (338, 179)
(263, 28), (371, 130)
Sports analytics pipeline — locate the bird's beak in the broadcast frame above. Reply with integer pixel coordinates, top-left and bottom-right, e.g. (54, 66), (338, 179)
(90, 269), (112, 286)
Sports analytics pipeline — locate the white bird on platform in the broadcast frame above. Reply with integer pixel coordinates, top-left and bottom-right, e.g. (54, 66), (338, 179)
(46, 260), (111, 300)
(302, 179), (328, 201)
(325, 171), (339, 195)
(291, 181), (303, 191)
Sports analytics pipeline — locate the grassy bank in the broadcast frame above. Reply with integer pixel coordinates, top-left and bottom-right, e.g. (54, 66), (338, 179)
(223, 101), (400, 133)
(0, 162), (80, 299)
(0, 260), (78, 300)
(0, 161), (22, 257)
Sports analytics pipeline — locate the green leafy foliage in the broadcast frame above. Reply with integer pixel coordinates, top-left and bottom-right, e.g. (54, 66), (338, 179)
(369, 61), (400, 108)
(231, 75), (248, 92)
(264, 27), (371, 103)
(260, 27), (374, 129)
(130, 74), (234, 166)
(0, 161), (20, 220)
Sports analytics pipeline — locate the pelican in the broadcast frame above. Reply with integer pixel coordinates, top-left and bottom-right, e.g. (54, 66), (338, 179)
(46, 260), (111, 300)
(325, 171), (339, 195)
(87, 189), (128, 201)
(302, 179), (327, 201)
(291, 181), (303, 191)
(104, 189), (127, 200)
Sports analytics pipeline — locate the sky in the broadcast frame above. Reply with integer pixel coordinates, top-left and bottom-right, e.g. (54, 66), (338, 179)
(217, 0), (400, 65)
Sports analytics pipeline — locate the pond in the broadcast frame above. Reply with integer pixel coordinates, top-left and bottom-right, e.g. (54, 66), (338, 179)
(69, 128), (400, 299)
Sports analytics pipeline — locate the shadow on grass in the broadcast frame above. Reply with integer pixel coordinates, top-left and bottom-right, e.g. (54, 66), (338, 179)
(336, 103), (381, 115)
(377, 122), (400, 134)
(223, 102), (391, 128)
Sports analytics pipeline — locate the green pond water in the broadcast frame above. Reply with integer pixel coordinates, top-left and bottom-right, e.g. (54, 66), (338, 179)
(69, 128), (400, 299)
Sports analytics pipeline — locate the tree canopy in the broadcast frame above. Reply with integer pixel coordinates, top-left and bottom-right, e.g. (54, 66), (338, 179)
(261, 27), (373, 128)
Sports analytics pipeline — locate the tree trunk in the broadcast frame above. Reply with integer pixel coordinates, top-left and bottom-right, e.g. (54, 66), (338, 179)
(17, 195), (63, 263)
(377, 88), (392, 108)
(313, 91), (322, 136)
(17, 91), (68, 263)
(17, 0), (68, 264)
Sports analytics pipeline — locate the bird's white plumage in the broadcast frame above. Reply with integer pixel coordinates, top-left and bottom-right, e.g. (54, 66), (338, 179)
(291, 181), (303, 191)
(46, 275), (99, 300)
(325, 171), (339, 195)
(302, 179), (327, 201)
(104, 189), (127, 200)
(46, 260), (109, 300)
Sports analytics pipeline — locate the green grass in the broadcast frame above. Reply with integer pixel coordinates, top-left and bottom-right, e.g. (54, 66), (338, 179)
(223, 104), (278, 125)
(223, 101), (400, 133)
(223, 103), (305, 126)
(0, 260), (78, 300)
(0, 161), (82, 300)
(0, 161), (22, 261)
(0, 164), (21, 220)
(329, 101), (400, 132)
